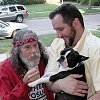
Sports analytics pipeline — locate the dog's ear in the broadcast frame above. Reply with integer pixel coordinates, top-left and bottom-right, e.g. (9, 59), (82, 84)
(77, 55), (89, 62)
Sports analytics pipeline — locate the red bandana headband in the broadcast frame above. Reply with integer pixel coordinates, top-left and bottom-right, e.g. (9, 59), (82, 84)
(12, 36), (37, 47)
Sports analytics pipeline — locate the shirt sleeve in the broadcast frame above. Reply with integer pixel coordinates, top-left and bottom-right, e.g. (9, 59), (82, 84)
(0, 66), (32, 100)
(87, 34), (100, 92)
(45, 38), (65, 73)
(89, 44), (100, 91)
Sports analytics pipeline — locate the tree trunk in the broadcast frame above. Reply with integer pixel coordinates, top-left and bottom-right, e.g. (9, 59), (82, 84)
(60, 0), (63, 4)
(88, 0), (92, 9)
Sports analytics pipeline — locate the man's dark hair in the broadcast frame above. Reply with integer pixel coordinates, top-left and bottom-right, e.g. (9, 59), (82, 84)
(49, 3), (84, 28)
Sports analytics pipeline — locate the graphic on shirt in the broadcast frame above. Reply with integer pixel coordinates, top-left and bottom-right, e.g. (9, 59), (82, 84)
(29, 84), (47, 100)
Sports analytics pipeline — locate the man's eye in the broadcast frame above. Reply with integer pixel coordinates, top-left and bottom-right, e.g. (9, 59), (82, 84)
(33, 43), (38, 47)
(56, 28), (64, 32)
(33, 44), (37, 47)
(25, 46), (30, 48)
(59, 29), (63, 31)
(58, 28), (64, 31)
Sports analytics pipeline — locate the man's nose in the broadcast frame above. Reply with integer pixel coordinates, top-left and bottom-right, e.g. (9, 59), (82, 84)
(56, 31), (62, 38)
(32, 48), (37, 53)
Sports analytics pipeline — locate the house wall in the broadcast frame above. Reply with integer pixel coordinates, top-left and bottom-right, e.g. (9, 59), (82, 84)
(46, 0), (60, 3)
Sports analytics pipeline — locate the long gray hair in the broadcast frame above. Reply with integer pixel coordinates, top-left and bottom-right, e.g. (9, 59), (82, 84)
(10, 29), (48, 76)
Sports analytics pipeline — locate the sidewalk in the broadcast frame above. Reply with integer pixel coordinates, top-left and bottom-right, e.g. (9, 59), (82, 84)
(0, 53), (10, 63)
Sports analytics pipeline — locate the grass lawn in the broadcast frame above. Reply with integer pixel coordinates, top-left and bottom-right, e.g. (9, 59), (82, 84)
(0, 34), (56, 54)
(0, 30), (99, 54)
(0, 39), (12, 54)
(90, 28), (100, 38)
(25, 3), (100, 18)
(79, 9), (100, 14)
(25, 3), (59, 18)
(38, 33), (56, 46)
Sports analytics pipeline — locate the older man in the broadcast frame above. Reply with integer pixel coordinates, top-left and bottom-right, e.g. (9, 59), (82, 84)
(0, 29), (54, 100)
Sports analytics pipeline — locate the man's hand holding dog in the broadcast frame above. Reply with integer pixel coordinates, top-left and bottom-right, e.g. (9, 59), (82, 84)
(47, 74), (88, 97)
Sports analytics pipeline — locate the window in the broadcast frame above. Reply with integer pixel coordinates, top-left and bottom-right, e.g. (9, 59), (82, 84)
(9, 6), (17, 12)
(17, 6), (25, 11)
(1, 7), (8, 11)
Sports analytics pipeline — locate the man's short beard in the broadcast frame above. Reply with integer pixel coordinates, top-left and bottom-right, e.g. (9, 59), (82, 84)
(20, 53), (41, 70)
(69, 26), (76, 46)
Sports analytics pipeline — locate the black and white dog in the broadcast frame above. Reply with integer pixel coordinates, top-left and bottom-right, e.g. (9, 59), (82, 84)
(28, 47), (89, 100)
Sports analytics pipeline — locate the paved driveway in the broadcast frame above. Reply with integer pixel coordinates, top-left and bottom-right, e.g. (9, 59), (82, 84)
(23, 13), (100, 36)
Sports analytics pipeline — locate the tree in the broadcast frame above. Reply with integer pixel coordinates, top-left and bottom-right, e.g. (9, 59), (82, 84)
(88, 0), (92, 9)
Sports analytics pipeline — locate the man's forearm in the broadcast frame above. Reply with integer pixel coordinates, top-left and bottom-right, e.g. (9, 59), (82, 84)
(88, 91), (100, 100)
(46, 80), (61, 93)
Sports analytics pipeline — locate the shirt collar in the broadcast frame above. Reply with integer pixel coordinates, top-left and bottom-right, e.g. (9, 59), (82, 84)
(73, 29), (88, 52)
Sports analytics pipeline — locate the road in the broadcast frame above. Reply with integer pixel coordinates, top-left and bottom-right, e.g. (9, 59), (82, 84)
(23, 13), (100, 36)
(23, 17), (54, 36)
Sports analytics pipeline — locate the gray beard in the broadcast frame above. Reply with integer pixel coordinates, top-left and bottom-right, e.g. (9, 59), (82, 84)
(20, 53), (40, 70)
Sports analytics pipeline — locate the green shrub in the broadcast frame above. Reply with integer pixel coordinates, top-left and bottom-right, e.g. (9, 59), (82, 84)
(78, 0), (100, 6)
(92, 0), (100, 6)
(2, 0), (46, 5)
(18, 0), (46, 5)
(64, 0), (77, 1)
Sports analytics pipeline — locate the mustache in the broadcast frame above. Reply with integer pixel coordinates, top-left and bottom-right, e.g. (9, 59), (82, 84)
(31, 52), (41, 58)
(20, 52), (40, 69)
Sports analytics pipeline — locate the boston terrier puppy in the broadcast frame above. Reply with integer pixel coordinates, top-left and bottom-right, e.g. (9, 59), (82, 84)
(28, 47), (89, 100)
(50, 47), (89, 100)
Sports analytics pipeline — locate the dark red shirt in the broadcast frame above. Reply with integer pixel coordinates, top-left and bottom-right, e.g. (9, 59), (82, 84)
(0, 58), (54, 100)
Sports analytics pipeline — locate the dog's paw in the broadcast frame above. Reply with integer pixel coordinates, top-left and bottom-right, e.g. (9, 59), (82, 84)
(28, 82), (35, 87)
(28, 77), (50, 87)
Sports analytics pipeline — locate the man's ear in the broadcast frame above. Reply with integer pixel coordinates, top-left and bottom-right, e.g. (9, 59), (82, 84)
(72, 18), (79, 28)
(77, 55), (89, 62)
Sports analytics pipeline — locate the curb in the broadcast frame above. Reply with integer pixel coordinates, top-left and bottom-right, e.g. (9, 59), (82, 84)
(82, 12), (100, 16)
